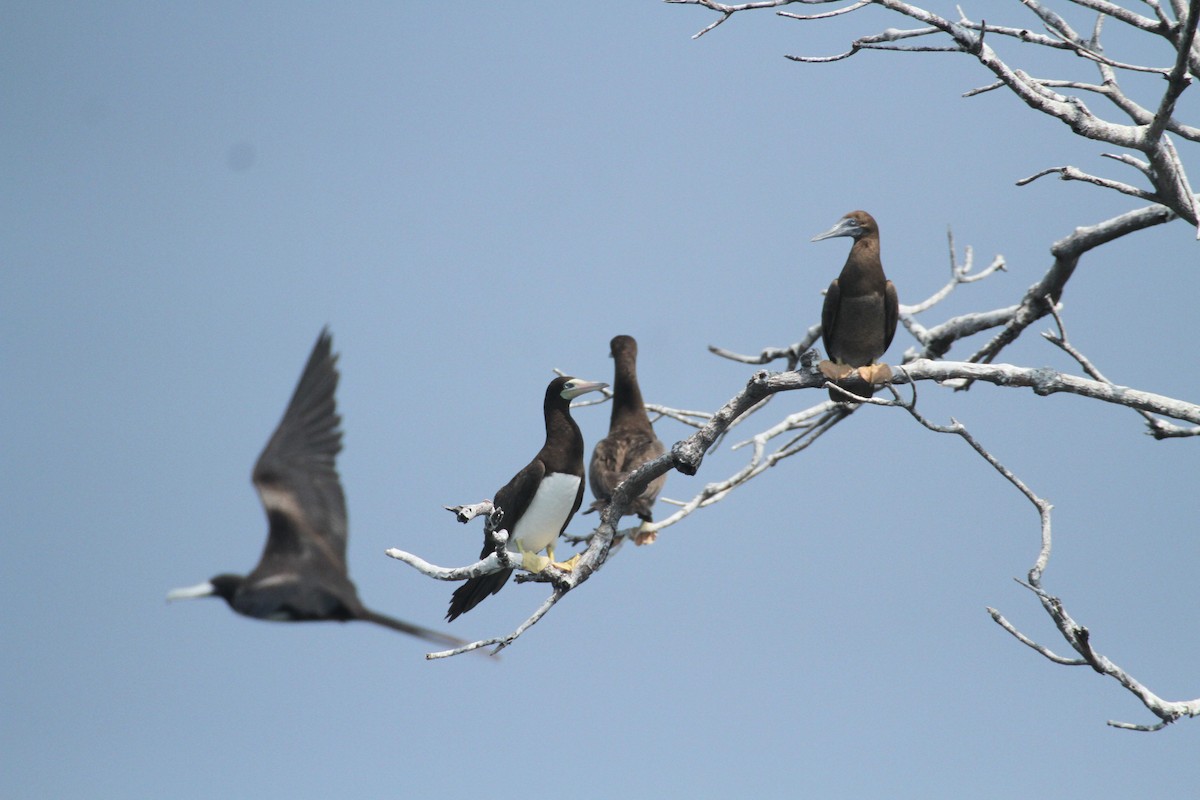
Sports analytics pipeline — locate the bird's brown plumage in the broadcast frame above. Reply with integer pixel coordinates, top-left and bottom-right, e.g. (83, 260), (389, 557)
(588, 335), (666, 538)
(813, 210), (899, 401)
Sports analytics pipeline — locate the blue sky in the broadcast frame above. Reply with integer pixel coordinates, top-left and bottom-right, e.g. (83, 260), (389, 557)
(4, 3), (1198, 797)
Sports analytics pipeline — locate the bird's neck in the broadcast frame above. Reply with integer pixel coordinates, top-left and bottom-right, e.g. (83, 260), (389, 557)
(610, 358), (651, 431)
(840, 236), (885, 292)
(543, 400), (584, 468)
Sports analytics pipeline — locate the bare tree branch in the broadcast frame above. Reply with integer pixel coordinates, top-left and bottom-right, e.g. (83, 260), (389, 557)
(669, 0), (1200, 226)
(1041, 302), (1200, 437)
(391, 344), (1197, 704)
(964, 204), (1175, 369)
(397, 2), (1200, 731)
(987, 606), (1089, 666)
(885, 377), (1200, 730)
(1015, 165), (1161, 201)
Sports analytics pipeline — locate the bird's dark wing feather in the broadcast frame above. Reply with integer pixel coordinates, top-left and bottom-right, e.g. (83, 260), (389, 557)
(588, 436), (625, 505)
(821, 278), (841, 358)
(883, 280), (899, 353)
(446, 567), (513, 622)
(251, 328), (348, 569)
(487, 457), (545, 557)
(446, 457), (545, 622)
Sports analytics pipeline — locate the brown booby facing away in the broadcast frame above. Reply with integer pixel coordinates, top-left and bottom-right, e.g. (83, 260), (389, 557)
(811, 210), (899, 402)
(587, 335), (667, 546)
(446, 375), (607, 622)
(167, 329), (462, 648)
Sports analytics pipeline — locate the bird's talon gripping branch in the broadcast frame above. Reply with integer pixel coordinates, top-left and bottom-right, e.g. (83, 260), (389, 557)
(819, 360), (856, 381)
(859, 363), (894, 385)
(551, 553), (582, 572)
(633, 521), (658, 546)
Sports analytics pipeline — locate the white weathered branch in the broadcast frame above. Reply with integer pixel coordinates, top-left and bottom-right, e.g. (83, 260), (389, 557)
(655, 0), (1200, 730)
(443, 500), (495, 524)
(1040, 303), (1200, 437)
(887, 378), (1200, 730)
(645, 354), (1200, 539)
(386, 541), (514, 581)
(670, 0), (1199, 225)
(664, 0), (800, 39)
(1015, 165), (1160, 202)
(964, 205), (1175, 369)
(426, 591), (564, 659)
(392, 348), (1196, 677)
(986, 606), (1088, 666)
(708, 330), (819, 367)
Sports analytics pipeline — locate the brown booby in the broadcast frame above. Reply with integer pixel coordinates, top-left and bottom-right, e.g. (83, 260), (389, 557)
(587, 335), (667, 546)
(811, 210), (899, 401)
(167, 329), (462, 648)
(446, 375), (606, 621)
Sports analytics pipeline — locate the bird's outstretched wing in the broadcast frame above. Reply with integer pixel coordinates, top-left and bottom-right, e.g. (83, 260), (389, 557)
(251, 328), (349, 571)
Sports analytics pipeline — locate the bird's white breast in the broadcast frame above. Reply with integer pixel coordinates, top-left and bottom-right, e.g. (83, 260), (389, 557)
(511, 472), (580, 553)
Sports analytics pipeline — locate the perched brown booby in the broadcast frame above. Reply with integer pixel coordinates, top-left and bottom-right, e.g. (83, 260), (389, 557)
(167, 329), (463, 648)
(587, 335), (667, 546)
(811, 210), (899, 402)
(446, 375), (606, 621)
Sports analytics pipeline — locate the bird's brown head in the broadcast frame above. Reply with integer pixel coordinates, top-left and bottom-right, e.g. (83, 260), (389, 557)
(609, 335), (638, 360)
(811, 210), (878, 243)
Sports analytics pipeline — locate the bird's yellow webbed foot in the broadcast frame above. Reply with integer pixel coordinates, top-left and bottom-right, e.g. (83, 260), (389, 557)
(520, 550), (550, 572)
(516, 541), (551, 572)
(551, 553), (582, 571)
(543, 542), (579, 571)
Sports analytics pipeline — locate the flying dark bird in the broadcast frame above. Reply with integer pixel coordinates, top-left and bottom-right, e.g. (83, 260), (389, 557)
(167, 329), (462, 648)
(587, 335), (666, 546)
(811, 210), (899, 402)
(447, 375), (607, 622)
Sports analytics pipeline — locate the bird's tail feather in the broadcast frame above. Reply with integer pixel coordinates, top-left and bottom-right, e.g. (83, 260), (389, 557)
(359, 608), (466, 648)
(446, 569), (513, 622)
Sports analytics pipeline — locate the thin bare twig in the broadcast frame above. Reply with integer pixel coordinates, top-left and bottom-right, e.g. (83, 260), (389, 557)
(887, 373), (1200, 729)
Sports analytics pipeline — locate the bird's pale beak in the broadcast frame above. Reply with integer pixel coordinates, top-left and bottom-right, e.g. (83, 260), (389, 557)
(563, 379), (608, 399)
(166, 581), (216, 601)
(811, 217), (858, 242)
